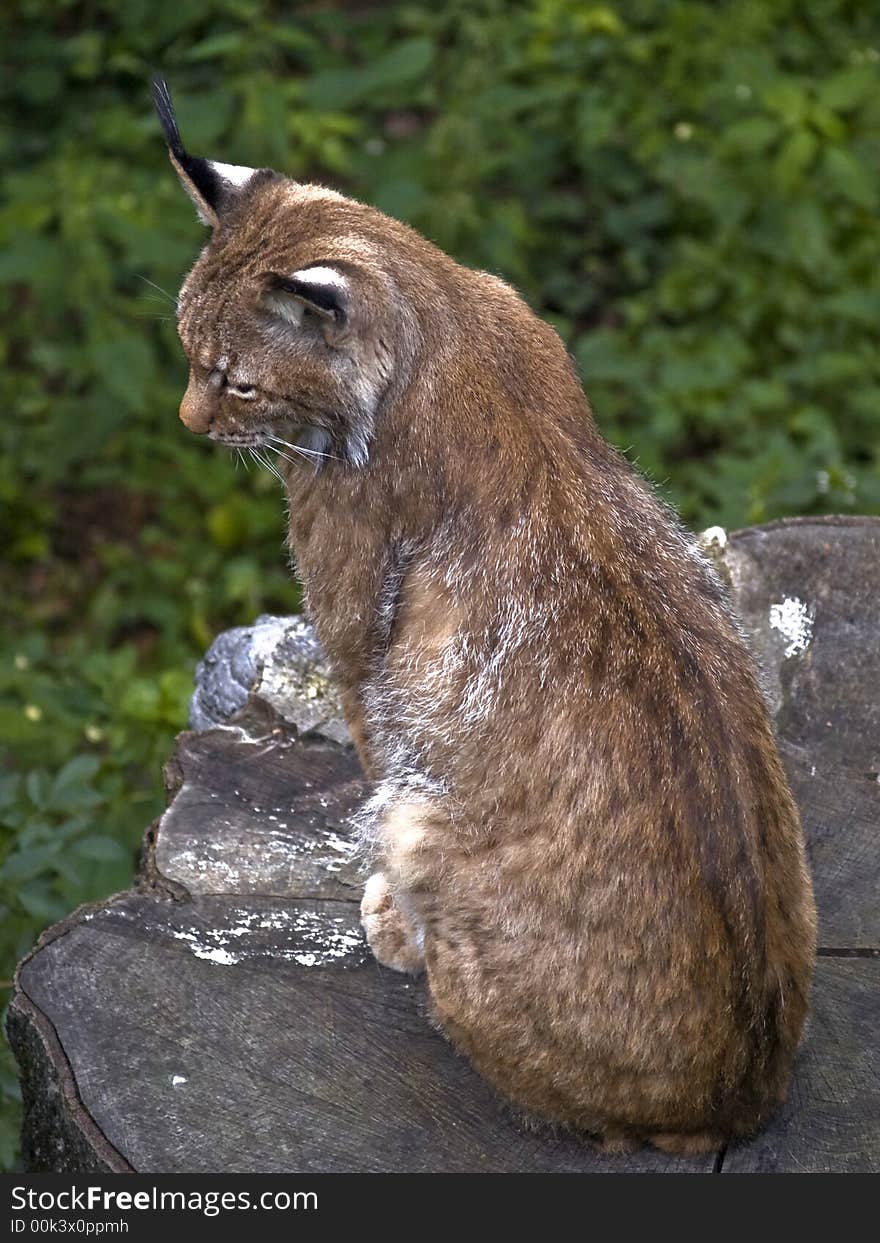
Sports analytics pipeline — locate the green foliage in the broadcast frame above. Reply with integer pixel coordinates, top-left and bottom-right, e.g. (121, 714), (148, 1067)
(1, 0), (877, 1166)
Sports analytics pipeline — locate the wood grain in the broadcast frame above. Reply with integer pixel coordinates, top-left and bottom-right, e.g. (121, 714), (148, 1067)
(726, 517), (879, 949)
(15, 894), (711, 1173)
(153, 729), (364, 901)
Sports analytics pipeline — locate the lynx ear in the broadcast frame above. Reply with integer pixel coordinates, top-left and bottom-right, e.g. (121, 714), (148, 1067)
(262, 268), (350, 327)
(152, 77), (258, 227)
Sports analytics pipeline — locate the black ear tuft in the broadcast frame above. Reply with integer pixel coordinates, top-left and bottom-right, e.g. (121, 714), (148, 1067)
(151, 76), (224, 220)
(151, 76), (185, 160)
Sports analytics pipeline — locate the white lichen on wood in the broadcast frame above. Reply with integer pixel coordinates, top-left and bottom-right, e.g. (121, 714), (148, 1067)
(768, 596), (815, 658)
(167, 906), (365, 968)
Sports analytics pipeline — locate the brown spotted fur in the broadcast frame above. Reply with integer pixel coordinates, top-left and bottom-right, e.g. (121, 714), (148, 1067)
(167, 152), (816, 1153)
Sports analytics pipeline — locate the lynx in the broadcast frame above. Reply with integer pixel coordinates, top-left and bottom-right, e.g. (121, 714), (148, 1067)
(155, 80), (816, 1155)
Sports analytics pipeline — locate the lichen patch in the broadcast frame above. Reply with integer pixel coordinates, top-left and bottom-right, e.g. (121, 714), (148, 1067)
(166, 906), (365, 968)
(768, 596), (815, 658)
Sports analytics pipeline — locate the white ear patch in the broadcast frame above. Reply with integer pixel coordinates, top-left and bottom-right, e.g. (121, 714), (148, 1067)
(262, 266), (349, 329)
(291, 266), (349, 293)
(208, 160), (257, 189)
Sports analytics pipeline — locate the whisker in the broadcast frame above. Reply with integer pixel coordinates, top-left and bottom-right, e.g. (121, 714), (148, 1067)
(267, 444), (320, 473)
(268, 461), (287, 487)
(266, 445), (297, 466)
(136, 275), (176, 305)
(253, 447), (286, 487)
(267, 433), (322, 456)
(266, 433), (338, 462)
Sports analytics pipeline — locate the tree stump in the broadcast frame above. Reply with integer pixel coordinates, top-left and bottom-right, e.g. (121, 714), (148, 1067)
(7, 517), (879, 1173)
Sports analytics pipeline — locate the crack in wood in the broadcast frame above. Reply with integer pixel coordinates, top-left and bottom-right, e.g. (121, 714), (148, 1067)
(817, 947), (880, 958)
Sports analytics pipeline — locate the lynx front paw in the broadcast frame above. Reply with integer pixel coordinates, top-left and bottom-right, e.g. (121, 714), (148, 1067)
(360, 872), (425, 975)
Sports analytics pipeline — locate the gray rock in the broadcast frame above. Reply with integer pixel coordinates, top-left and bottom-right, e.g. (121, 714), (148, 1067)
(190, 613), (350, 745)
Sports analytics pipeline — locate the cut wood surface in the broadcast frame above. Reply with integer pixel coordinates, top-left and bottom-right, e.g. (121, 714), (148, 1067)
(7, 517), (879, 1173)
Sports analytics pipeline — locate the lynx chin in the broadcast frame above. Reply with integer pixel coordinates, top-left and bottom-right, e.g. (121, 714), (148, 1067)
(155, 78), (816, 1156)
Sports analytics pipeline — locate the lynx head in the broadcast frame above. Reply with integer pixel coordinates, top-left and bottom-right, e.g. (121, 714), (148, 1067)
(153, 79), (432, 471)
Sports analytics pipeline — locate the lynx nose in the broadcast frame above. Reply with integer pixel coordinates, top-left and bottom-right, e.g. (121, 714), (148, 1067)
(179, 373), (215, 434)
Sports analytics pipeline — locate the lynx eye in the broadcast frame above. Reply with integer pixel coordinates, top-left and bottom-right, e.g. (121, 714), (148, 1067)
(228, 383), (256, 399)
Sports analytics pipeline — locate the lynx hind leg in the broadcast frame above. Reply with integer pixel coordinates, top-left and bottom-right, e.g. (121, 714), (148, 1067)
(361, 872), (425, 974)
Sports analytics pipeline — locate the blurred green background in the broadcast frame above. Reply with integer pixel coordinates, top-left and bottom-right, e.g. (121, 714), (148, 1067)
(1, 0), (878, 1166)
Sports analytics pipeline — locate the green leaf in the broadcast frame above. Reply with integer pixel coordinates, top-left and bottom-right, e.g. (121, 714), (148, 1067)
(723, 116), (779, 155)
(306, 38), (434, 109)
(17, 883), (62, 923)
(183, 33), (245, 63)
(1, 844), (62, 884)
(51, 755), (101, 796)
(207, 500), (249, 549)
(823, 146), (877, 208)
(89, 338), (155, 415)
(368, 37), (434, 92)
(25, 771), (49, 809)
(819, 66), (877, 112)
(762, 80), (810, 124)
(775, 129), (818, 189)
(119, 680), (162, 722)
(73, 835), (127, 863)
